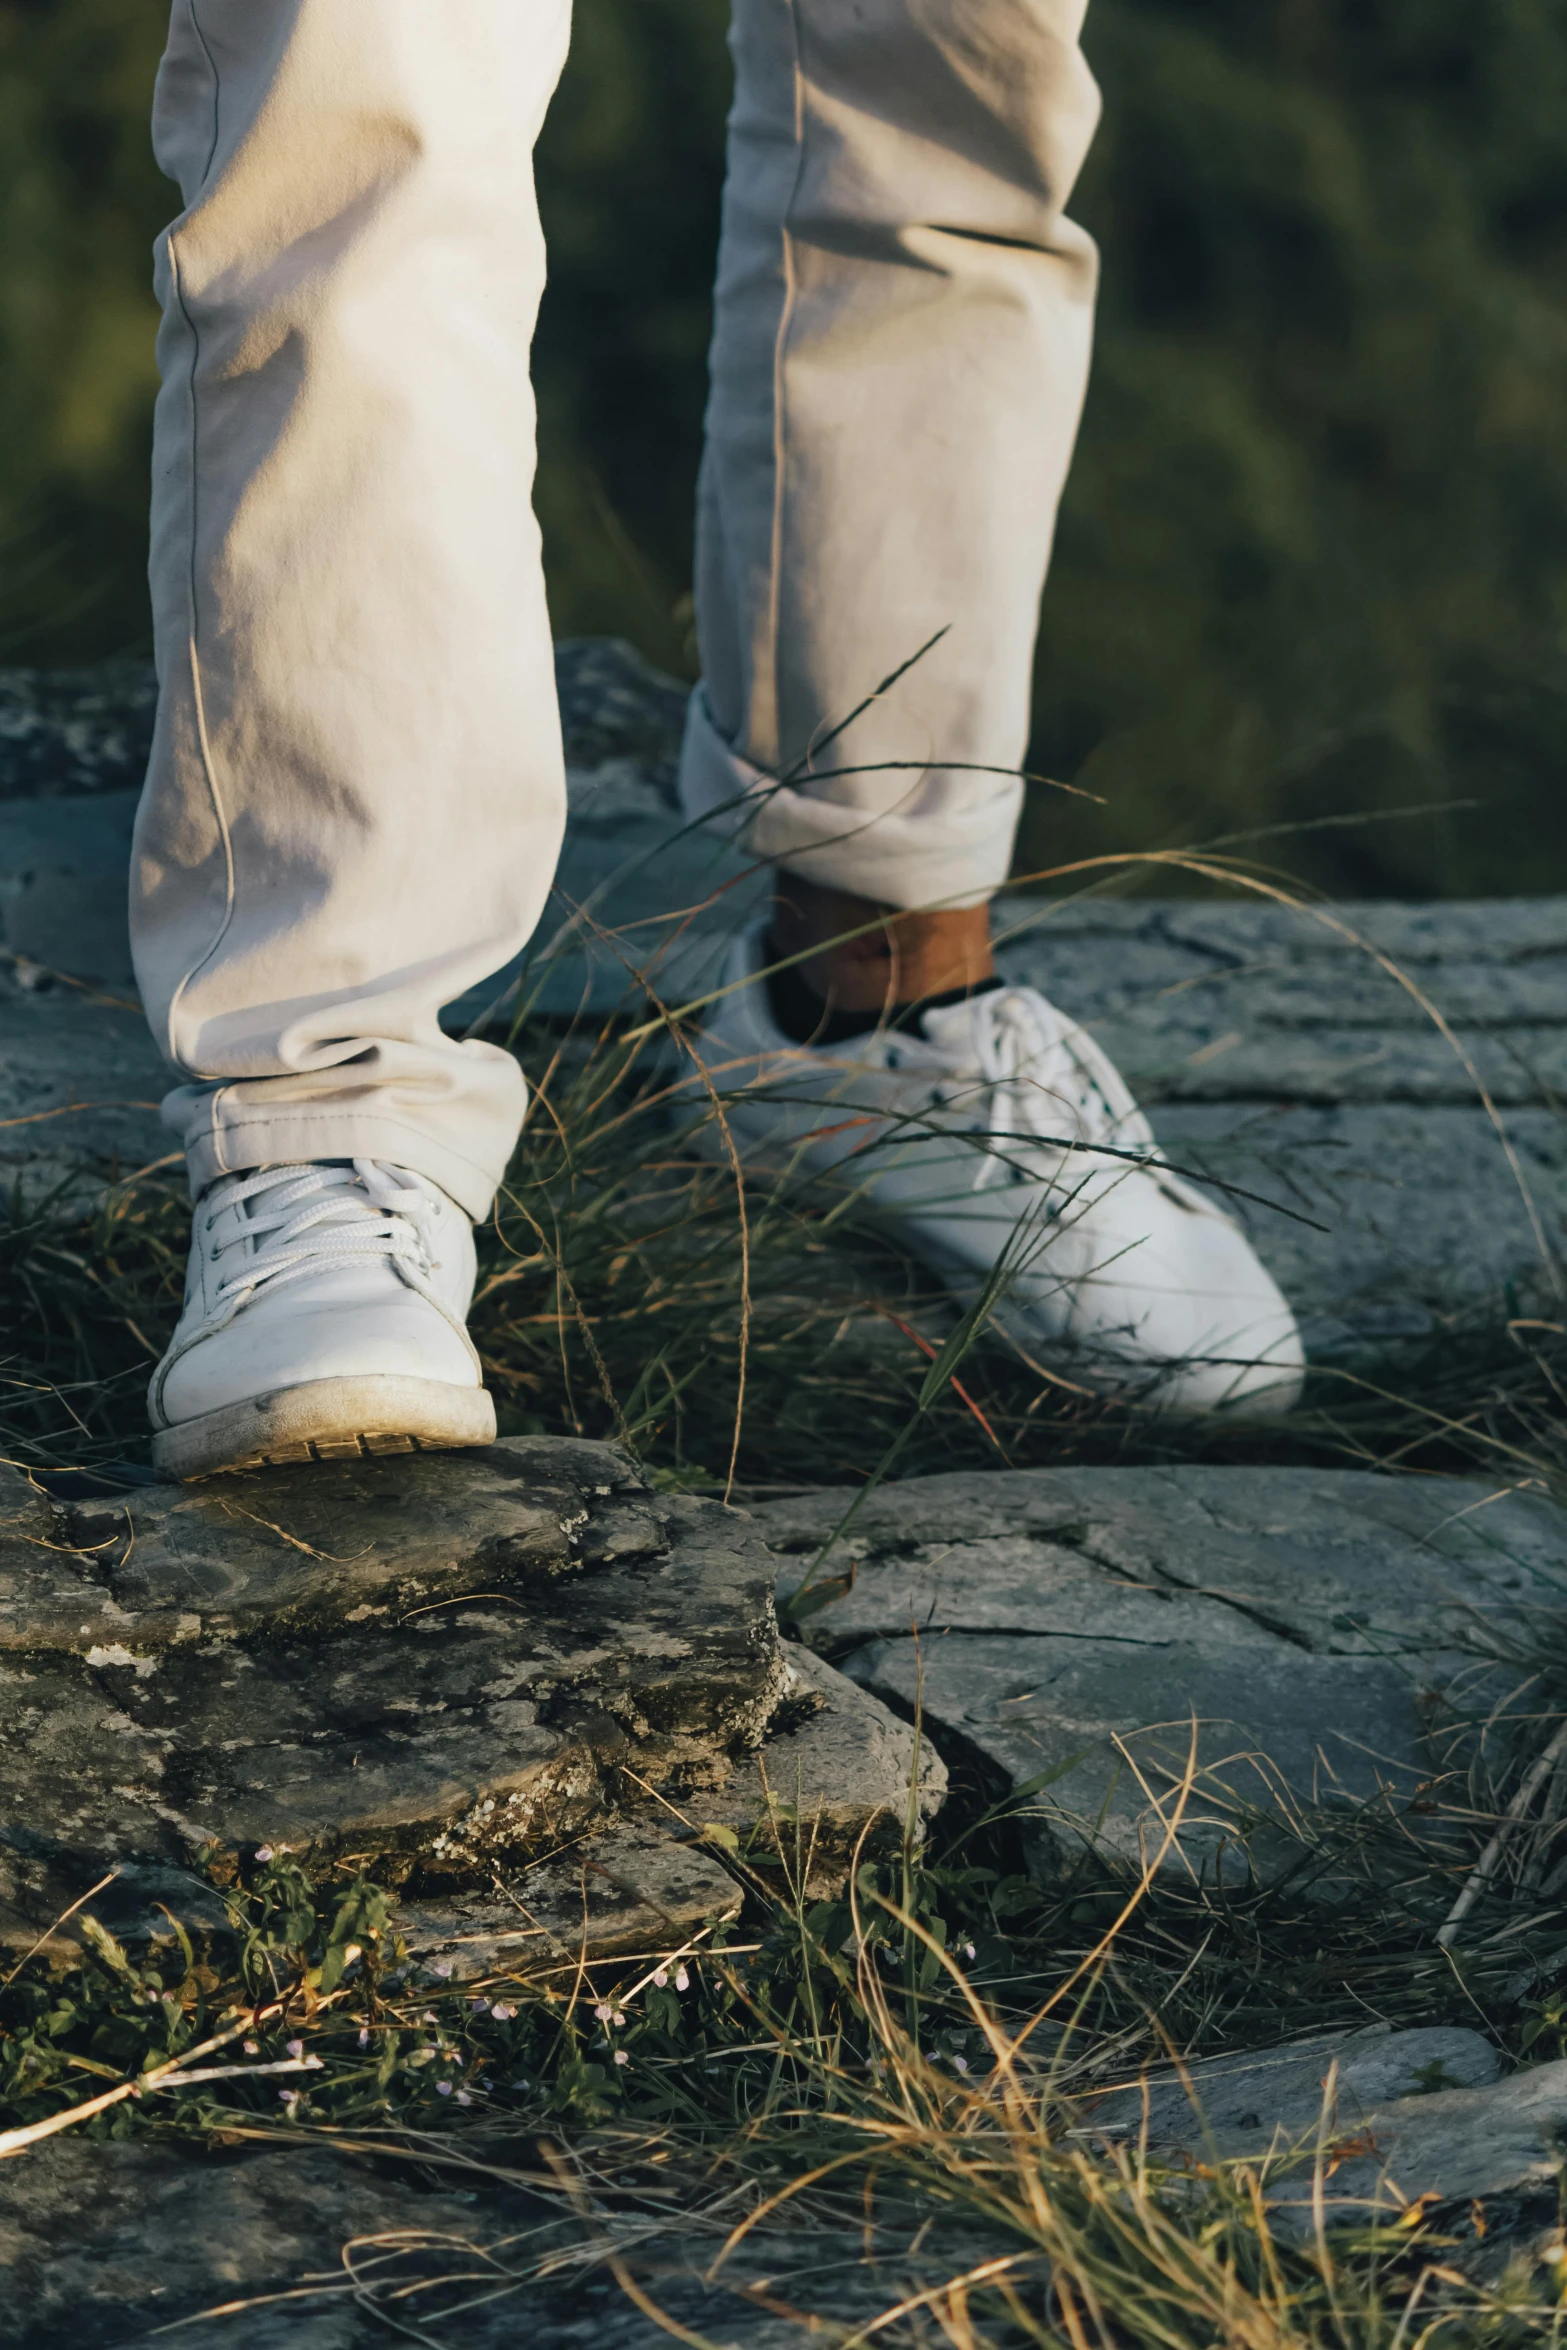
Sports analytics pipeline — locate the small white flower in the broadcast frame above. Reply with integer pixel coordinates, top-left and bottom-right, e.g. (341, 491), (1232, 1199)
(285, 2038), (304, 2059)
(490, 2001), (515, 2022)
(674, 1967), (689, 1992)
(429, 1962), (452, 1980)
(611, 2012), (626, 2029)
(358, 2027), (370, 2049)
(278, 2089), (298, 2108)
(954, 2056), (970, 2075)
(594, 2002), (612, 2022)
(962, 1943), (977, 1962)
(436, 2080), (453, 2096)
(456, 2090), (472, 2106)
(253, 1846), (273, 1864)
(614, 2050), (629, 2067)
(243, 2040), (260, 2057)
(652, 1969), (669, 1989)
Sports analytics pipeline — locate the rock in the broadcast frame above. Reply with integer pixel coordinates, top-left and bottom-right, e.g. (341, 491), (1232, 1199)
(398, 1818), (743, 1976)
(753, 1464), (1567, 1879)
(1074, 2019), (1567, 2242)
(699, 1642), (948, 1897)
(0, 641), (681, 806)
(0, 638), (717, 1055)
(0, 790), (140, 984)
(1089, 2039), (1567, 2243)
(0, 1439), (944, 1931)
(0, 2137), (1004, 2349)
(0, 662), (159, 799)
(0, 1438), (784, 1904)
(1268, 2058), (1567, 2237)
(1078, 2022), (1501, 2153)
(0, 969), (167, 1199)
(0, 2139), (482, 2350)
(552, 636), (690, 771)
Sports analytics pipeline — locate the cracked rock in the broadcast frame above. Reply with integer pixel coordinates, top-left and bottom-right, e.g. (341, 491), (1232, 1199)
(754, 1465), (1567, 1880)
(398, 1818), (744, 1975)
(0, 1439), (789, 1905)
(698, 1642), (948, 1897)
(0, 1440), (947, 1930)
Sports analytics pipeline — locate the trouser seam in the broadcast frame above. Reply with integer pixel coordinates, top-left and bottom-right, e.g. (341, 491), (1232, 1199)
(161, 13), (238, 1083)
(187, 0), (222, 187)
(763, 0), (809, 779)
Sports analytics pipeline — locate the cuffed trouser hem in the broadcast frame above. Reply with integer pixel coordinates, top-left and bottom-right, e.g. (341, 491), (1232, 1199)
(175, 1105), (509, 1225)
(678, 685), (1021, 913)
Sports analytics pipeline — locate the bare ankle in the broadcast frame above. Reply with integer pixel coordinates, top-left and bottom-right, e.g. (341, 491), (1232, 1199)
(769, 877), (995, 1015)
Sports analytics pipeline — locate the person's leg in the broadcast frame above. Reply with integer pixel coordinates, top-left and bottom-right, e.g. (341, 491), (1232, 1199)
(135, 0), (571, 1477)
(137, 0), (570, 1222)
(683, 0), (1304, 1413)
(682, 0), (1101, 950)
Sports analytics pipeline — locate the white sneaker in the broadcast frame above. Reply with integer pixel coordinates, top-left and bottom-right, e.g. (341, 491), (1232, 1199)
(687, 928), (1305, 1415)
(148, 1160), (496, 1480)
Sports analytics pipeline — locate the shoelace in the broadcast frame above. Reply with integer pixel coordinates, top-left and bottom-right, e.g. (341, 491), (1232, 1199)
(203, 1160), (444, 1310)
(941, 988), (1154, 1194)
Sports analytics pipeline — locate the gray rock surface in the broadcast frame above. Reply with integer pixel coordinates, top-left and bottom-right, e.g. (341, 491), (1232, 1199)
(0, 1438), (944, 1947)
(398, 1817), (744, 1975)
(0, 661), (159, 800)
(1271, 2056), (1567, 2235)
(0, 790), (140, 984)
(1079, 2022), (1501, 2152)
(0, 962), (167, 1199)
(702, 1641), (948, 1896)
(0, 639), (707, 1194)
(0, 2137), (999, 2349)
(1075, 2019), (1567, 2240)
(754, 1464), (1567, 1877)
(0, 641), (684, 806)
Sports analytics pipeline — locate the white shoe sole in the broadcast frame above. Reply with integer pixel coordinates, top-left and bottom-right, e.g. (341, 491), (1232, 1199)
(150, 1375), (497, 1483)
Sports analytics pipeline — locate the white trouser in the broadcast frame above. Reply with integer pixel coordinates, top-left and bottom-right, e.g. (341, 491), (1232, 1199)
(134, 0), (1100, 1219)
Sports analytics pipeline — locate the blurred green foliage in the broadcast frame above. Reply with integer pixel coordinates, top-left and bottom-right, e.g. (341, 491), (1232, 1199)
(3, 0), (1567, 894)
